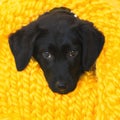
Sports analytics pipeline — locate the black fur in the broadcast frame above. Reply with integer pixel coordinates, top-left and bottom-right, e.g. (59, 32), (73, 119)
(9, 7), (104, 94)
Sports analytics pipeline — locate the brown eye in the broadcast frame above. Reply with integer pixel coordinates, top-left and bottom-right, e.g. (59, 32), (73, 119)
(42, 52), (54, 61)
(67, 50), (78, 58)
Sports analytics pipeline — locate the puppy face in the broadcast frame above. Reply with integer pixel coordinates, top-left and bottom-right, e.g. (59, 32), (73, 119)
(9, 7), (104, 94)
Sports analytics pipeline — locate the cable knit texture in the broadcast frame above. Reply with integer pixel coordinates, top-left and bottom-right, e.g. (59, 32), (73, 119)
(0, 0), (120, 119)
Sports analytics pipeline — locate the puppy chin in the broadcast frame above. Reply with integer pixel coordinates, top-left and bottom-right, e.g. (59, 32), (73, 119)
(49, 84), (76, 94)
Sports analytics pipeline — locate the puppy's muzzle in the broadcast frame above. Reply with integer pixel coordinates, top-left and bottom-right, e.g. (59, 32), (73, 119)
(55, 81), (68, 93)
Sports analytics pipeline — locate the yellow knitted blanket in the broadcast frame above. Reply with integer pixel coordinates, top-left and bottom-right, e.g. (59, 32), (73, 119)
(0, 0), (120, 119)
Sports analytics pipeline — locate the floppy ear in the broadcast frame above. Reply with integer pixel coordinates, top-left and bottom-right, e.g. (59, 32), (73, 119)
(9, 22), (40, 71)
(77, 20), (105, 71)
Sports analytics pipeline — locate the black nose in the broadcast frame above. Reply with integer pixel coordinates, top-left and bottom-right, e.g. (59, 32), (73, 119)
(56, 81), (67, 92)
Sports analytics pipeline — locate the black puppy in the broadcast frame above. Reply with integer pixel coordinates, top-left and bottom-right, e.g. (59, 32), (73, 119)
(9, 7), (104, 94)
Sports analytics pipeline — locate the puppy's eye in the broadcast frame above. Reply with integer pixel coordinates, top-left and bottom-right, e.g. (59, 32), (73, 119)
(67, 50), (78, 58)
(42, 52), (54, 61)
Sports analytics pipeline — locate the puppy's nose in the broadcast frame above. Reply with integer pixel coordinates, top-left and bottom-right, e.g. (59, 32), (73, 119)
(56, 81), (67, 92)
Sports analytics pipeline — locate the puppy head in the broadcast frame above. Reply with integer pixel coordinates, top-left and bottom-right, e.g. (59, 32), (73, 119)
(9, 7), (104, 94)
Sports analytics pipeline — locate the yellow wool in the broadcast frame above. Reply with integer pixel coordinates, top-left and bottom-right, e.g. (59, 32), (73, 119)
(0, 0), (120, 119)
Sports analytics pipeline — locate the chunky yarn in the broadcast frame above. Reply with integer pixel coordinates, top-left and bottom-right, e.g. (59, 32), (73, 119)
(0, 0), (120, 119)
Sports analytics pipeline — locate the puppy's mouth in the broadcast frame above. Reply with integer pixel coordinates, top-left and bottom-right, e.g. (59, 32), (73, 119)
(54, 87), (76, 94)
(49, 81), (76, 94)
(53, 88), (74, 94)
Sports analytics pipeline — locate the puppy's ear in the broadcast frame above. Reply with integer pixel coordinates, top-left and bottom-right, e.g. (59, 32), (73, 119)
(75, 20), (105, 71)
(9, 22), (43, 71)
